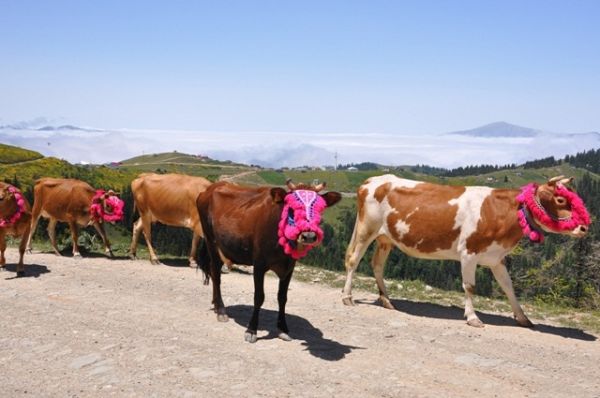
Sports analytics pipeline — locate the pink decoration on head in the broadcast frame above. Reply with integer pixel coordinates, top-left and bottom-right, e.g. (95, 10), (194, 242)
(516, 182), (591, 243)
(277, 189), (328, 259)
(0, 186), (26, 228)
(90, 190), (125, 223)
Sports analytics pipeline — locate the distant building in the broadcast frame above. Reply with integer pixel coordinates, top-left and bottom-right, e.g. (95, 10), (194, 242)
(347, 166), (358, 172)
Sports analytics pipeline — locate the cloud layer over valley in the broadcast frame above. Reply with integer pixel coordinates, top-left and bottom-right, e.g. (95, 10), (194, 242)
(1, 121), (597, 168)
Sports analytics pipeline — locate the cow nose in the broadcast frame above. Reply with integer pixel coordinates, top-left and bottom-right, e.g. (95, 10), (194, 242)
(300, 231), (317, 244)
(580, 226), (588, 234)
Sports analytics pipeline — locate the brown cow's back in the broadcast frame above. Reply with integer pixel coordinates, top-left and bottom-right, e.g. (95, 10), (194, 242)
(27, 178), (117, 257)
(131, 173), (210, 228)
(33, 178), (95, 224)
(198, 182), (281, 266)
(130, 173), (212, 265)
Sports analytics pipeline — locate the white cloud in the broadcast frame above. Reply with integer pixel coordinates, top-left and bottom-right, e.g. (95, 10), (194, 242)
(1, 126), (598, 168)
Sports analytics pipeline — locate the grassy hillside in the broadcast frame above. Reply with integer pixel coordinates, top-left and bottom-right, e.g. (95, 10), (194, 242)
(0, 156), (138, 190)
(118, 151), (255, 181)
(0, 143), (44, 164)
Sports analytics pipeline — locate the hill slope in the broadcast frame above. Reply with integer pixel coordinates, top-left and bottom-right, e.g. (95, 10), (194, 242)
(0, 143), (44, 164)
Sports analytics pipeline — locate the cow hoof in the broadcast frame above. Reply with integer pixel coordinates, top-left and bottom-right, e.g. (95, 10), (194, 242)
(466, 318), (485, 328)
(217, 313), (229, 322)
(515, 316), (534, 328)
(220, 265), (230, 274)
(26, 249), (33, 254)
(129, 254), (137, 260)
(189, 261), (198, 268)
(244, 332), (258, 344)
(106, 251), (114, 258)
(16, 271), (25, 278)
(342, 297), (355, 306)
(150, 259), (161, 265)
(73, 253), (82, 259)
(278, 331), (292, 342)
(379, 296), (396, 310)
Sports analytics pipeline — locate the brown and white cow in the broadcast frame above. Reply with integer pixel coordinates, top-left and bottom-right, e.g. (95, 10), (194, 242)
(130, 173), (212, 266)
(27, 178), (124, 257)
(0, 183), (32, 276)
(197, 180), (341, 343)
(342, 174), (590, 327)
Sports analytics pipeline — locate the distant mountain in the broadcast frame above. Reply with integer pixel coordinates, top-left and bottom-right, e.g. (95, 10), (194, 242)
(446, 122), (544, 138)
(36, 125), (103, 132)
(0, 120), (102, 133)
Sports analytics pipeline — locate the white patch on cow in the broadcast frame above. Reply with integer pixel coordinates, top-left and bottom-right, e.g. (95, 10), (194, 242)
(182, 217), (193, 228)
(477, 241), (513, 267)
(392, 211), (410, 239)
(367, 174), (423, 189)
(449, 187), (493, 253)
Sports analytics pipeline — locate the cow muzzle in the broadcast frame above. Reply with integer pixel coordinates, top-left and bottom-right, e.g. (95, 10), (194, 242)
(570, 225), (589, 238)
(298, 231), (317, 245)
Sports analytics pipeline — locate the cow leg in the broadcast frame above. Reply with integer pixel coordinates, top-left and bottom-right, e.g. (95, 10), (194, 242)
(0, 235), (6, 270)
(208, 251), (228, 322)
(188, 230), (201, 268)
(245, 265), (266, 344)
(26, 199), (43, 253)
(47, 219), (61, 256)
(372, 237), (394, 310)
(491, 261), (533, 327)
(461, 256), (483, 327)
(276, 267), (294, 341)
(129, 218), (143, 260)
(342, 219), (378, 306)
(92, 222), (113, 257)
(16, 226), (30, 277)
(140, 215), (160, 265)
(68, 221), (81, 257)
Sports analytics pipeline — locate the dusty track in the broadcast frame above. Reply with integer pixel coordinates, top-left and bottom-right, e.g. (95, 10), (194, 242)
(1, 248), (599, 397)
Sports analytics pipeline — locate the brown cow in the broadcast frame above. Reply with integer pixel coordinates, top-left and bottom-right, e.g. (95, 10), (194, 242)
(0, 183), (31, 276)
(342, 174), (590, 328)
(197, 180), (341, 343)
(27, 178), (124, 257)
(129, 173), (213, 266)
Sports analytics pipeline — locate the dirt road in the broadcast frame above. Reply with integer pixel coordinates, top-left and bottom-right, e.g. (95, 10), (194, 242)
(1, 248), (599, 397)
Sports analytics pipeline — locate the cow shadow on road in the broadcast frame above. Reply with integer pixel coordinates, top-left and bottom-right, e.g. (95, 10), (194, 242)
(227, 304), (364, 361)
(357, 298), (597, 342)
(2, 263), (50, 279)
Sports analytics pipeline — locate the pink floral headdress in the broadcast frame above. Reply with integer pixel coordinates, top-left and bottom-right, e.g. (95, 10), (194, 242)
(90, 190), (125, 223)
(0, 186), (26, 228)
(277, 190), (327, 259)
(516, 183), (591, 243)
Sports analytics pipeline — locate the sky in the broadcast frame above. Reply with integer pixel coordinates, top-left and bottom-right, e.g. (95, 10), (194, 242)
(1, 1), (599, 167)
(1, 0), (599, 134)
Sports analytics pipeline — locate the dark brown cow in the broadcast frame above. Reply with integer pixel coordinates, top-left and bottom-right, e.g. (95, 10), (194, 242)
(27, 178), (123, 257)
(343, 174), (590, 327)
(197, 180), (341, 343)
(130, 173), (212, 266)
(0, 183), (31, 276)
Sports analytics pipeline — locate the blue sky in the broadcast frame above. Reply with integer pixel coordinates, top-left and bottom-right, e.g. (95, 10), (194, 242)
(1, 0), (599, 134)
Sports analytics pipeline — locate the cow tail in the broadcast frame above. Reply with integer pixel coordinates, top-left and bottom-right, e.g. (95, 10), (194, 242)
(197, 238), (211, 285)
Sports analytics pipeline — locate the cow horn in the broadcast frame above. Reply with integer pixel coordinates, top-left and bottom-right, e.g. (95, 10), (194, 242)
(548, 175), (565, 186)
(559, 177), (574, 186)
(314, 182), (327, 192)
(286, 178), (296, 191)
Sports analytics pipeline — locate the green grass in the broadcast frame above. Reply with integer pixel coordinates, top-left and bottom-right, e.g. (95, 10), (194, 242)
(257, 170), (288, 185)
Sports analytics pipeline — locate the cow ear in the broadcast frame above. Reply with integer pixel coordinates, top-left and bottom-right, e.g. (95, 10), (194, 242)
(321, 191), (342, 207)
(270, 187), (287, 204)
